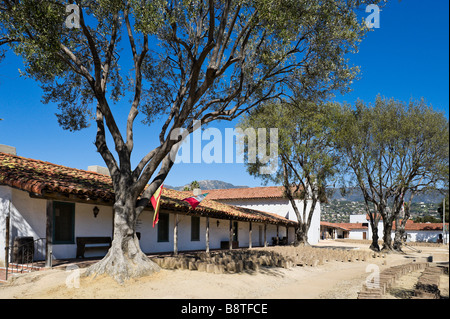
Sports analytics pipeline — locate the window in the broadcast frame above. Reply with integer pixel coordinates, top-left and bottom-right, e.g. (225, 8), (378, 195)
(53, 201), (75, 244)
(157, 213), (169, 242)
(191, 216), (200, 241)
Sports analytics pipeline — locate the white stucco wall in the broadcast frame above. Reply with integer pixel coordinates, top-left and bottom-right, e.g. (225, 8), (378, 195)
(348, 229), (366, 240)
(349, 214), (447, 243)
(0, 188), (115, 261)
(1, 186), (48, 263)
(137, 210), (290, 253)
(59, 202), (113, 259)
(0, 186), (12, 265)
(0, 186), (295, 263)
(215, 198), (320, 245)
(405, 230), (448, 243)
(350, 214), (384, 241)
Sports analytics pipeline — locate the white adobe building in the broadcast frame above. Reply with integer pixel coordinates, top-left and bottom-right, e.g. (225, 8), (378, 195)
(0, 148), (297, 266)
(320, 221), (368, 240)
(350, 214), (448, 243)
(206, 187), (321, 245)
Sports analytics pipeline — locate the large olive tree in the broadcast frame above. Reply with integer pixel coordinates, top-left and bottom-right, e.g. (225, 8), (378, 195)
(1, 0), (375, 281)
(334, 97), (449, 251)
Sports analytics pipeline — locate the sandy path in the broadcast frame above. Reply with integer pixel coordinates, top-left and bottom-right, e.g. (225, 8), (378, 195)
(0, 241), (447, 299)
(0, 262), (374, 299)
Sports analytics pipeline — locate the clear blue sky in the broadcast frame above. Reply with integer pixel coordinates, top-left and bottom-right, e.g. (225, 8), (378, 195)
(0, 0), (448, 188)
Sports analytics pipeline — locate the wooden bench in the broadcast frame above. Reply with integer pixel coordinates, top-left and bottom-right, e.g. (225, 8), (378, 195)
(76, 237), (112, 259)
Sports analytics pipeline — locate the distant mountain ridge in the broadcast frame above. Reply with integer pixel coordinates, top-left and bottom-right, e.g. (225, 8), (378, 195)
(166, 181), (445, 203)
(165, 180), (249, 191)
(327, 187), (446, 204)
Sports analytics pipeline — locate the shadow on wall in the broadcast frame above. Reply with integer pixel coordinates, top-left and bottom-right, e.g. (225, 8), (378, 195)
(414, 232), (441, 243)
(7, 197), (46, 262)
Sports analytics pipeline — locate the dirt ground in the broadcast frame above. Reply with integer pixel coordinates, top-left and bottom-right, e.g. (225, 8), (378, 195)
(0, 240), (448, 299)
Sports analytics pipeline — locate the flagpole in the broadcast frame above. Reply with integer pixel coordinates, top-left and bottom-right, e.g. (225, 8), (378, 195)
(174, 213), (178, 255)
(443, 197), (446, 244)
(206, 216), (210, 254)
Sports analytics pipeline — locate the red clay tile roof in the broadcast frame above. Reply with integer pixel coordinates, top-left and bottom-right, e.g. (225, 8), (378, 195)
(334, 223), (368, 230)
(0, 152), (296, 226)
(162, 188), (297, 225)
(206, 186), (289, 200)
(392, 220), (448, 231)
(0, 152), (115, 201)
(322, 219), (447, 232)
(320, 221), (351, 231)
(355, 214), (447, 232)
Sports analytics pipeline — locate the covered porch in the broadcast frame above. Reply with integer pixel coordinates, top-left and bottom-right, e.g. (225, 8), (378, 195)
(320, 221), (350, 240)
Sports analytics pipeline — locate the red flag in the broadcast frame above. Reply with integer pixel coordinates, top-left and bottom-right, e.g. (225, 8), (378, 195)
(151, 184), (163, 227)
(183, 193), (208, 210)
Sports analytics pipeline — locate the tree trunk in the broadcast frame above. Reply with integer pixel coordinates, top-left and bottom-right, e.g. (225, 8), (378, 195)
(393, 213), (409, 251)
(84, 198), (160, 283)
(381, 221), (393, 251)
(294, 223), (309, 246)
(370, 225), (380, 251)
(394, 196), (411, 252)
(393, 225), (405, 251)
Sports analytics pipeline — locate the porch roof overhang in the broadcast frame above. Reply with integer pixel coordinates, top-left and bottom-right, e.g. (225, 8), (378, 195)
(0, 152), (297, 227)
(320, 221), (351, 231)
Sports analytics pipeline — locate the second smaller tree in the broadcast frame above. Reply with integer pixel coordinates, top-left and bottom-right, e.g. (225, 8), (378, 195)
(238, 100), (340, 245)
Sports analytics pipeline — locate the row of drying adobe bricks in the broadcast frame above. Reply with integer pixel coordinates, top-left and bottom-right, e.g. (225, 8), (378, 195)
(357, 262), (431, 299)
(262, 246), (382, 265)
(151, 249), (294, 273)
(150, 246), (381, 274)
(412, 266), (445, 299)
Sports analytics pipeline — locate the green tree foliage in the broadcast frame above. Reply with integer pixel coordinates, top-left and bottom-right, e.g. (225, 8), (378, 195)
(334, 96), (449, 251)
(183, 180), (200, 191)
(414, 215), (442, 223)
(238, 100), (341, 245)
(0, 0), (379, 281)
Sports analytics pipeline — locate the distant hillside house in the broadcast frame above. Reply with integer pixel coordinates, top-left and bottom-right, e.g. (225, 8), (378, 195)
(349, 214), (448, 243)
(205, 187), (321, 245)
(0, 151), (297, 266)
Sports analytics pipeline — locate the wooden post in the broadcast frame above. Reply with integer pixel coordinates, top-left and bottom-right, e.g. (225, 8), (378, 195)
(264, 223), (267, 247)
(206, 216), (210, 254)
(276, 224), (279, 245)
(174, 213), (178, 255)
(248, 221), (252, 249)
(45, 200), (53, 268)
(5, 213), (10, 280)
(229, 219), (233, 250)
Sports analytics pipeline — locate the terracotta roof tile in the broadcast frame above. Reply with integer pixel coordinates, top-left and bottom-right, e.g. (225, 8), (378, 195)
(0, 152), (296, 226)
(206, 186), (289, 200)
(392, 220), (448, 231)
(320, 221), (351, 231)
(323, 219), (447, 232)
(334, 223), (368, 230)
